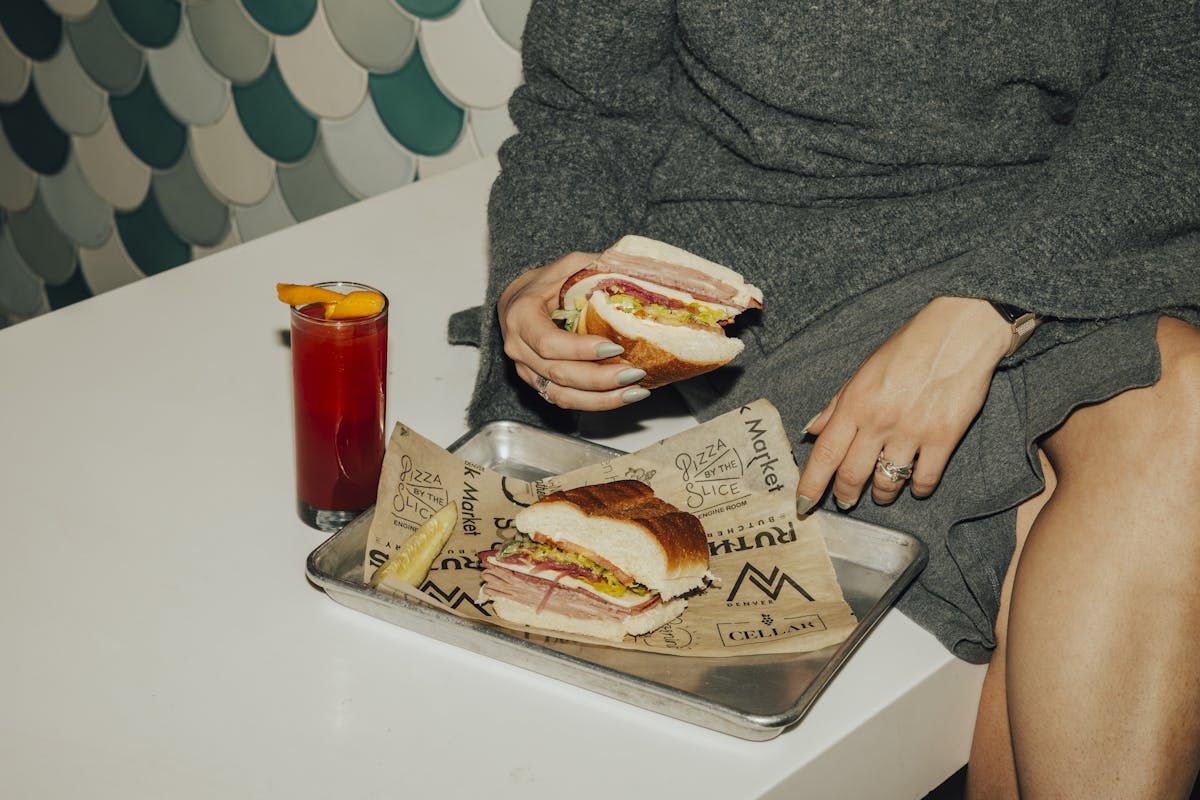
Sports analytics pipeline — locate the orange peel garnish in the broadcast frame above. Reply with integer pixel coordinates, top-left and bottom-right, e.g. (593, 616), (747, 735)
(324, 290), (385, 319)
(276, 283), (385, 320)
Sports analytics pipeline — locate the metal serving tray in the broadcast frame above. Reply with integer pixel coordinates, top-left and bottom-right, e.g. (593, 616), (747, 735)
(306, 420), (927, 741)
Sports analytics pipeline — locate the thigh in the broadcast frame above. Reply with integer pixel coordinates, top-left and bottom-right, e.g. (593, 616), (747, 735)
(969, 316), (1200, 798)
(1002, 316), (1200, 798)
(1042, 315), (1200, 495)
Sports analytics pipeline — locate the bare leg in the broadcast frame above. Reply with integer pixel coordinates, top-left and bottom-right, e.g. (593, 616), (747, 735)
(966, 455), (1054, 800)
(971, 316), (1200, 798)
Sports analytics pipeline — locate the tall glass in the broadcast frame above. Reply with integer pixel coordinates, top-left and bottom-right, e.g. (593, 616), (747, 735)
(289, 282), (388, 532)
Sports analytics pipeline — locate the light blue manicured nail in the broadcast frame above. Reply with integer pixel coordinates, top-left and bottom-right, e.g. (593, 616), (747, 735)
(622, 387), (651, 404)
(801, 413), (821, 435)
(595, 342), (624, 359)
(796, 496), (814, 516)
(836, 497), (854, 511)
(616, 368), (646, 386)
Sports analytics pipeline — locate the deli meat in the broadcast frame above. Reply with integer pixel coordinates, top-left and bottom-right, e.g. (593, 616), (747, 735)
(480, 563), (660, 622)
(593, 250), (760, 309)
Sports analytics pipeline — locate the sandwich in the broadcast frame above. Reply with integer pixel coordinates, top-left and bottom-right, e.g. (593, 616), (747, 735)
(479, 480), (711, 641)
(553, 235), (763, 388)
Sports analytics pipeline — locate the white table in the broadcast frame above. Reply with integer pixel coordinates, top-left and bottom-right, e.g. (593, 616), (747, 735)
(0, 157), (985, 799)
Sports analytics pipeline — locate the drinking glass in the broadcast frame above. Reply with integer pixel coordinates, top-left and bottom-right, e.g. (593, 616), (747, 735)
(289, 282), (388, 531)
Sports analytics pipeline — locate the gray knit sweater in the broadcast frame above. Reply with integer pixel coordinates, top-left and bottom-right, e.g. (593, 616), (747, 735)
(463, 0), (1200, 430)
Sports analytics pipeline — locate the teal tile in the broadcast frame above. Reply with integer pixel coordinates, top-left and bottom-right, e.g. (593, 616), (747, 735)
(277, 131), (358, 222)
(7, 188), (77, 285)
(110, 72), (187, 170)
(242, 0), (318, 36)
(109, 0), (181, 49)
(187, 0), (272, 85)
(67, 0), (145, 96)
(45, 259), (92, 310)
(152, 146), (230, 247)
(368, 45), (463, 157)
(0, 83), (69, 175)
(232, 56), (317, 163)
(0, 0), (64, 61)
(114, 188), (191, 276)
(395, 0), (460, 21)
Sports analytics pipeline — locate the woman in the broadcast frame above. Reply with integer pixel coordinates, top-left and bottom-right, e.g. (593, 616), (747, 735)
(461, 2), (1200, 796)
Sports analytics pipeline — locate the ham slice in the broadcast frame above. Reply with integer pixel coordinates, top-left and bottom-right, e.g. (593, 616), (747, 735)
(593, 250), (761, 309)
(480, 562), (661, 623)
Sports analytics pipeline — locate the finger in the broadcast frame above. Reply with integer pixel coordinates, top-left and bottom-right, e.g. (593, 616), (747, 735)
(795, 415), (857, 514)
(800, 393), (840, 437)
(512, 310), (625, 363)
(831, 432), (888, 510)
(908, 443), (952, 498)
(870, 444), (920, 505)
(523, 355), (645, 393)
(515, 363), (650, 412)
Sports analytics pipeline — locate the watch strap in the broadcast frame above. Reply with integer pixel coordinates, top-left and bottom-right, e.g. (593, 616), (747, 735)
(990, 301), (1041, 357)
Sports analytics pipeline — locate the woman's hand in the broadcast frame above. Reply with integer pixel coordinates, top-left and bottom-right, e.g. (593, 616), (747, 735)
(796, 296), (1013, 512)
(498, 251), (652, 410)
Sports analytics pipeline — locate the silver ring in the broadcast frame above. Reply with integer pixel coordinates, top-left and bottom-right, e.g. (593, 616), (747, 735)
(534, 374), (551, 401)
(876, 454), (914, 482)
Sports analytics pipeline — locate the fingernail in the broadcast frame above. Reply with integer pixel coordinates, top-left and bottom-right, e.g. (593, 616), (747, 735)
(796, 495), (814, 516)
(616, 368), (646, 386)
(835, 497), (854, 511)
(800, 413), (820, 435)
(595, 343), (624, 359)
(622, 387), (651, 404)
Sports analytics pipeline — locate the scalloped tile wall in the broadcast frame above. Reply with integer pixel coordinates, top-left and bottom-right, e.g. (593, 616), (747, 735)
(0, 0), (529, 327)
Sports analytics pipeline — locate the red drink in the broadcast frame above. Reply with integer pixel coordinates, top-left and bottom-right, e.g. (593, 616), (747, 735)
(289, 282), (388, 531)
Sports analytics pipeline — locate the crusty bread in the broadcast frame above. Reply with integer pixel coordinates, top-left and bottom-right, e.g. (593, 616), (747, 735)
(489, 595), (686, 642)
(576, 295), (743, 389)
(515, 480), (710, 599)
(610, 235), (763, 309)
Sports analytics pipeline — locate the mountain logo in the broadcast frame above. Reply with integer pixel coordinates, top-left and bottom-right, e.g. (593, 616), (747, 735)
(725, 562), (815, 603)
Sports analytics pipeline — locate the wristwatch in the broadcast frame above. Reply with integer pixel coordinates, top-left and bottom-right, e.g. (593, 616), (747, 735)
(991, 302), (1042, 357)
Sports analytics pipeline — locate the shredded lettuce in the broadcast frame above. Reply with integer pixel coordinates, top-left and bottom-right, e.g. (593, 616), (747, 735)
(550, 307), (580, 332)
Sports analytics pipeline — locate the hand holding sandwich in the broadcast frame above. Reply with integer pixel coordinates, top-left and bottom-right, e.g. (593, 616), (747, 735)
(498, 250), (652, 411)
(498, 236), (762, 410)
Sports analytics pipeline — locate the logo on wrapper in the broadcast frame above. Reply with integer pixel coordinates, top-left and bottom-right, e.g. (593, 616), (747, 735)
(421, 581), (492, 617)
(392, 455), (449, 527)
(717, 614), (828, 647)
(725, 562), (815, 604)
(638, 619), (693, 650)
(675, 438), (745, 511)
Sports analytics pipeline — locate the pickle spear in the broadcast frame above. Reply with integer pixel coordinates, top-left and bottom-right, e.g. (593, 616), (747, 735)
(369, 501), (459, 591)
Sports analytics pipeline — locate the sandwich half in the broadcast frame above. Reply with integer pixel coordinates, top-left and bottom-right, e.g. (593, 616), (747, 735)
(555, 235), (763, 388)
(479, 480), (710, 641)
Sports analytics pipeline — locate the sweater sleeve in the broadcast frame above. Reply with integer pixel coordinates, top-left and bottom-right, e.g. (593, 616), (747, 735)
(940, 0), (1200, 323)
(467, 1), (678, 429)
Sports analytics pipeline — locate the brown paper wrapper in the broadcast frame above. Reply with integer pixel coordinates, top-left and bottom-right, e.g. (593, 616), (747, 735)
(362, 399), (857, 657)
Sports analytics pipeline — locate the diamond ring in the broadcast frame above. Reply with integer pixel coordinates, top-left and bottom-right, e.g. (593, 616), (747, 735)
(876, 455), (915, 482)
